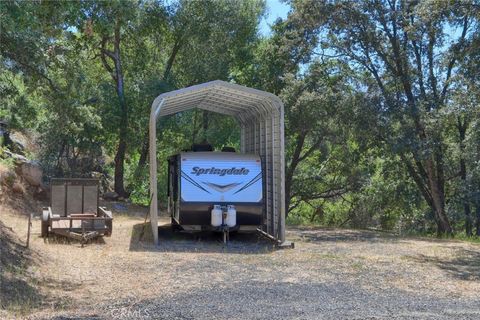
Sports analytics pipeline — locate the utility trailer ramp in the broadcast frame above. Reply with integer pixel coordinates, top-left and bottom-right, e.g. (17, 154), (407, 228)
(149, 80), (286, 245)
(41, 178), (113, 245)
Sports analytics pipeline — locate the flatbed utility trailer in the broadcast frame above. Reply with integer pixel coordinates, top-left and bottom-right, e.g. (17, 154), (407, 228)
(41, 178), (112, 245)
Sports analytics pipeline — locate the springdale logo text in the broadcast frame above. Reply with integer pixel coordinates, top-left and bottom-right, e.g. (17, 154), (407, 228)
(191, 167), (249, 176)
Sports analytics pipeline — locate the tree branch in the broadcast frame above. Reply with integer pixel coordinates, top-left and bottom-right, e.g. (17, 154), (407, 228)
(427, 28), (439, 106)
(100, 37), (116, 81)
(401, 153), (433, 207)
(163, 36), (183, 81)
(440, 16), (469, 104)
(298, 136), (323, 162)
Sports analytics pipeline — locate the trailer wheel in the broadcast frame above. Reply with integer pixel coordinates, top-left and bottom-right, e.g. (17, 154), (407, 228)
(41, 220), (49, 238)
(170, 218), (182, 232)
(41, 210), (49, 238)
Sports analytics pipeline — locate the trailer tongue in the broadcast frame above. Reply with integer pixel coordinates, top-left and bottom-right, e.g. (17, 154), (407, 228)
(168, 151), (263, 242)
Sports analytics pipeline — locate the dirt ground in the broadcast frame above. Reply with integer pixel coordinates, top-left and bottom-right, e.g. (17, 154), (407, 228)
(1, 203), (480, 320)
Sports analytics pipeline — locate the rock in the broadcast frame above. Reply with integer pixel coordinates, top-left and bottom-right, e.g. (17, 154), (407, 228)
(20, 160), (42, 187)
(12, 182), (24, 194)
(9, 132), (27, 155)
(3, 150), (28, 163)
(33, 185), (48, 200)
(0, 166), (16, 187)
(103, 191), (119, 201)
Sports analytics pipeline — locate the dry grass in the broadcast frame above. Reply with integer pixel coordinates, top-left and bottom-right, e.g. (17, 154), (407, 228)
(1, 204), (480, 319)
(0, 212), (44, 318)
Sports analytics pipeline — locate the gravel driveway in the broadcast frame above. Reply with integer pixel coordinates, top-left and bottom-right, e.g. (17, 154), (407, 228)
(2, 210), (480, 320)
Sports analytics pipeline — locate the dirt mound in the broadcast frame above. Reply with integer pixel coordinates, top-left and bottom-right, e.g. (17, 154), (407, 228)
(0, 218), (43, 317)
(0, 163), (46, 317)
(0, 219), (28, 276)
(0, 163), (44, 216)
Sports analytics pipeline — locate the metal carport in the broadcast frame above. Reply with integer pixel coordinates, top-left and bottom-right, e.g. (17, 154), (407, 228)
(149, 80), (285, 245)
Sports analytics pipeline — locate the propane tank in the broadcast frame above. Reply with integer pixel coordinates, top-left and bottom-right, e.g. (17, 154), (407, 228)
(211, 205), (222, 227)
(226, 205), (237, 227)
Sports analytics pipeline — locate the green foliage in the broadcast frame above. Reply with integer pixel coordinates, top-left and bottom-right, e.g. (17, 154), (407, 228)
(0, 0), (479, 238)
(0, 67), (39, 129)
(279, 0), (480, 235)
(0, 146), (16, 170)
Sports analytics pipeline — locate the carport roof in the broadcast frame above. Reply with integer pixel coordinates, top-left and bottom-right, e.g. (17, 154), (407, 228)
(149, 80), (286, 245)
(150, 80), (283, 123)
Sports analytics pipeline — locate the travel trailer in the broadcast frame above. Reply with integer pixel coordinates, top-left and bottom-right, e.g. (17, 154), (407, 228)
(167, 146), (263, 237)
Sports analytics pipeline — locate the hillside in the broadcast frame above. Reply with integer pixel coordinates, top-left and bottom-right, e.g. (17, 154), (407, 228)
(1, 197), (480, 319)
(0, 212), (42, 317)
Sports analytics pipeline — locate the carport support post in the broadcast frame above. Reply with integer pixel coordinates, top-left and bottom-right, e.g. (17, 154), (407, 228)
(149, 103), (161, 245)
(279, 105), (286, 244)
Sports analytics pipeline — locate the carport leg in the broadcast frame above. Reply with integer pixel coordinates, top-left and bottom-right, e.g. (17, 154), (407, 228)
(256, 228), (294, 249)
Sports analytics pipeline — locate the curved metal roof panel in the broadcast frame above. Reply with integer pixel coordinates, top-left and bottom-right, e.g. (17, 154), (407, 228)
(151, 80), (283, 119)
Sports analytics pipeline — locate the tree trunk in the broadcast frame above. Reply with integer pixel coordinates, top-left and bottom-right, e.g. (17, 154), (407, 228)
(114, 133), (127, 196)
(457, 117), (472, 236)
(424, 157), (452, 235)
(404, 153), (452, 236)
(408, 112), (452, 236)
(464, 196), (473, 236)
(460, 150), (472, 236)
(113, 63), (128, 196)
(191, 109), (199, 145)
(136, 37), (183, 171)
(202, 110), (209, 142)
(137, 131), (149, 170)
(113, 55), (128, 196)
(476, 204), (480, 236)
(100, 20), (128, 197)
(285, 132), (307, 216)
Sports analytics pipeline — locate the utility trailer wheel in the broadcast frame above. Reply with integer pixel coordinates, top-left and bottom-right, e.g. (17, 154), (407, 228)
(41, 221), (49, 237)
(41, 210), (49, 238)
(170, 218), (182, 232)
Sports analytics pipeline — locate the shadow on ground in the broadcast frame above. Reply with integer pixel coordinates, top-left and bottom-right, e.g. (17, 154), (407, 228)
(42, 234), (106, 247)
(46, 315), (104, 320)
(408, 248), (480, 281)
(0, 220), (44, 313)
(96, 279), (480, 320)
(287, 227), (392, 243)
(128, 221), (276, 254)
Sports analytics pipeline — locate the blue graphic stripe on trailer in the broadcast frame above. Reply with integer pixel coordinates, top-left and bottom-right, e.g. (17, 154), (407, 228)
(233, 172), (262, 194)
(202, 182), (242, 193)
(181, 171), (211, 193)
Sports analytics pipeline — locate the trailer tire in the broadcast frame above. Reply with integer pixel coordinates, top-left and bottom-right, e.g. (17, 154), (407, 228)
(170, 218), (182, 232)
(171, 224), (183, 232)
(41, 210), (49, 238)
(41, 220), (49, 238)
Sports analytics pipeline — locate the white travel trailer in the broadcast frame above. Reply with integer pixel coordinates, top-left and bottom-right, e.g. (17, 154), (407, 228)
(149, 80), (289, 247)
(167, 150), (263, 233)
